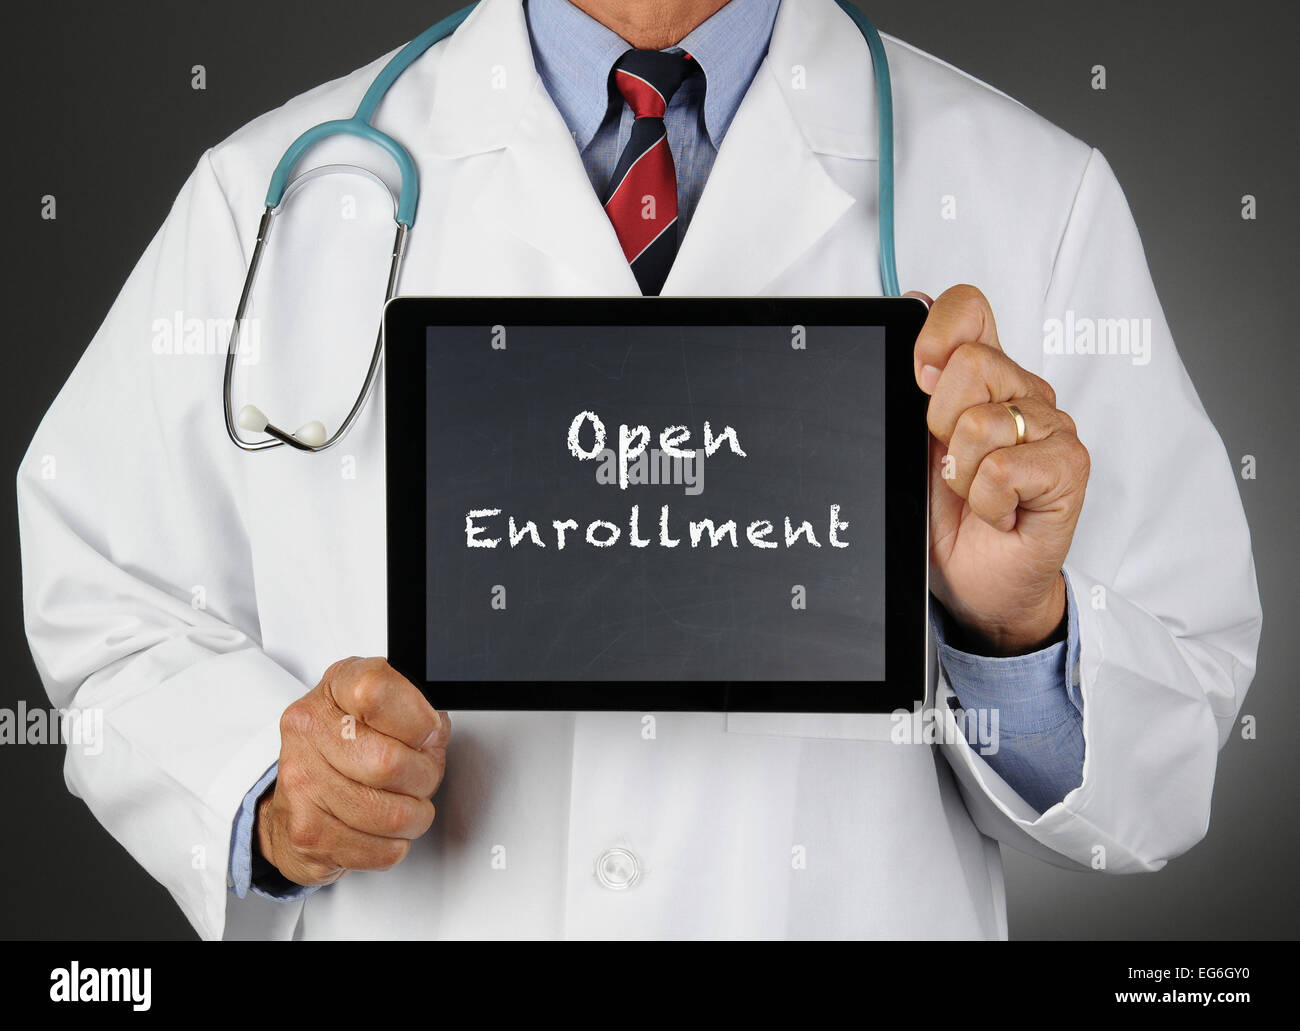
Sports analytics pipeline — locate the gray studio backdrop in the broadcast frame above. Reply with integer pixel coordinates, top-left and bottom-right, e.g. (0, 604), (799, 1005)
(2, 0), (1295, 939)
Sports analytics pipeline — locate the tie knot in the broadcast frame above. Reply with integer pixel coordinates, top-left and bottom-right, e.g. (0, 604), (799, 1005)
(612, 48), (695, 119)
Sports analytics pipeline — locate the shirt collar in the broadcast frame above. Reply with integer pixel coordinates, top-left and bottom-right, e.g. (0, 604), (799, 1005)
(525, 0), (782, 150)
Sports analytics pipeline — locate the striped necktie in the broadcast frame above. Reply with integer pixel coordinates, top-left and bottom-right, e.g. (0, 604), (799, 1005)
(602, 48), (696, 296)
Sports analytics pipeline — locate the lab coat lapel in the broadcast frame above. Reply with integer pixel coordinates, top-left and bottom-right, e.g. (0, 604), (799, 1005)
(661, 0), (875, 295)
(423, 0), (638, 293)
(662, 67), (855, 294)
(470, 80), (641, 294)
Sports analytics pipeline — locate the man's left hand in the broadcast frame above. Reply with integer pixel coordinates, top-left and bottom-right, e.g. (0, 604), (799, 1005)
(910, 285), (1091, 656)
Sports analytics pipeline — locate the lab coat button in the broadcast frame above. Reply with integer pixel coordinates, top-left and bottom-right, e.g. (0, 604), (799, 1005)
(595, 847), (640, 890)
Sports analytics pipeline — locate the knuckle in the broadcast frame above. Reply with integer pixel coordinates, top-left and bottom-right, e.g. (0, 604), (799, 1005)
(278, 759), (311, 796)
(948, 341), (978, 373)
(956, 404), (997, 443)
(391, 673), (428, 711)
(1075, 439), (1092, 477)
(318, 656), (363, 701)
(285, 811), (323, 854)
(948, 407), (974, 444)
(404, 752), (438, 798)
(981, 449), (1015, 487)
(369, 740), (406, 786)
(349, 665), (393, 717)
(279, 701), (315, 741)
(1056, 408), (1078, 437)
(949, 341), (991, 381)
(375, 795), (414, 837)
(423, 753), (447, 796)
(414, 799), (437, 836)
(372, 838), (411, 871)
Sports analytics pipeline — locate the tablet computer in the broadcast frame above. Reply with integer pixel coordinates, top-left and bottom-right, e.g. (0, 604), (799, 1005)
(384, 297), (929, 712)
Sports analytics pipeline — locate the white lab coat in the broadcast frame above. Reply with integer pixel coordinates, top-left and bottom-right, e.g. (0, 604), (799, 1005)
(18, 0), (1260, 940)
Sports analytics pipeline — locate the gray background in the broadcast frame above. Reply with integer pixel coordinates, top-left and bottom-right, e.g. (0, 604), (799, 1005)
(1, 0), (1294, 939)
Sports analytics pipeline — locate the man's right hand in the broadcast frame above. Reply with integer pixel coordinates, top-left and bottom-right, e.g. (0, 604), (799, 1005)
(255, 657), (450, 887)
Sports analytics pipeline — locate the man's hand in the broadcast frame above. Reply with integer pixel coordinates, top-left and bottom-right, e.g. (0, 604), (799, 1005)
(255, 657), (450, 887)
(911, 285), (1091, 656)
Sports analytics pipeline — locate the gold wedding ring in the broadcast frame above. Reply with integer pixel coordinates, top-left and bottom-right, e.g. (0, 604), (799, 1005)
(1001, 402), (1027, 445)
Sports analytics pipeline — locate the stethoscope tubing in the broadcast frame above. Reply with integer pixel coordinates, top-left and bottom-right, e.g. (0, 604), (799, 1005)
(224, 0), (898, 453)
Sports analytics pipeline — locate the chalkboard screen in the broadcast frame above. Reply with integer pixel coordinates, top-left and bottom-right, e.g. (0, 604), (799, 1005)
(385, 298), (929, 711)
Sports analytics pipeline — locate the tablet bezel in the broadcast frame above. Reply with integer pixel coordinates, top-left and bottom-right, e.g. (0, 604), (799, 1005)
(384, 296), (929, 712)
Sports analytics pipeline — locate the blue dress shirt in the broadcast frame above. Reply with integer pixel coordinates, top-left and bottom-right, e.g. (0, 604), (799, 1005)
(228, 0), (1086, 900)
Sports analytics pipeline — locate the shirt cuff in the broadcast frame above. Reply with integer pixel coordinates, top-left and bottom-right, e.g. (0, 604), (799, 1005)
(930, 571), (1082, 733)
(931, 573), (1085, 814)
(228, 762), (320, 902)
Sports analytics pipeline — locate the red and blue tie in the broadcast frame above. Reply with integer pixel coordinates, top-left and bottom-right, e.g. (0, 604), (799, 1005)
(603, 49), (696, 296)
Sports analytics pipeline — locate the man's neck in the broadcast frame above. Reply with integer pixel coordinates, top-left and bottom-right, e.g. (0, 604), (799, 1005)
(567, 0), (732, 49)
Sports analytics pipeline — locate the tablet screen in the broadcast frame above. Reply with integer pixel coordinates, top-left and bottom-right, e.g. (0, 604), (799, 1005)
(426, 323), (884, 682)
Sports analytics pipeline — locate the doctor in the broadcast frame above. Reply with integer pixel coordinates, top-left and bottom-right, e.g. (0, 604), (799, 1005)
(18, 0), (1260, 940)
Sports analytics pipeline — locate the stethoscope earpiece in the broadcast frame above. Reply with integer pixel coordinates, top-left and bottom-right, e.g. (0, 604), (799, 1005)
(293, 422), (328, 447)
(237, 404), (269, 433)
(236, 404), (328, 449)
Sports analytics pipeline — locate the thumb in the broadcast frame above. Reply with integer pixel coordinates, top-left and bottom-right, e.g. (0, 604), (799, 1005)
(904, 291), (940, 393)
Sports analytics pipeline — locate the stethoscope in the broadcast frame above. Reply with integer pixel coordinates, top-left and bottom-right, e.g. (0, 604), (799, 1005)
(223, 0), (899, 452)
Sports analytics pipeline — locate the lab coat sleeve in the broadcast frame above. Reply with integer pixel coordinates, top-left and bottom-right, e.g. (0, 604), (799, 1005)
(937, 148), (1263, 873)
(16, 151), (309, 939)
